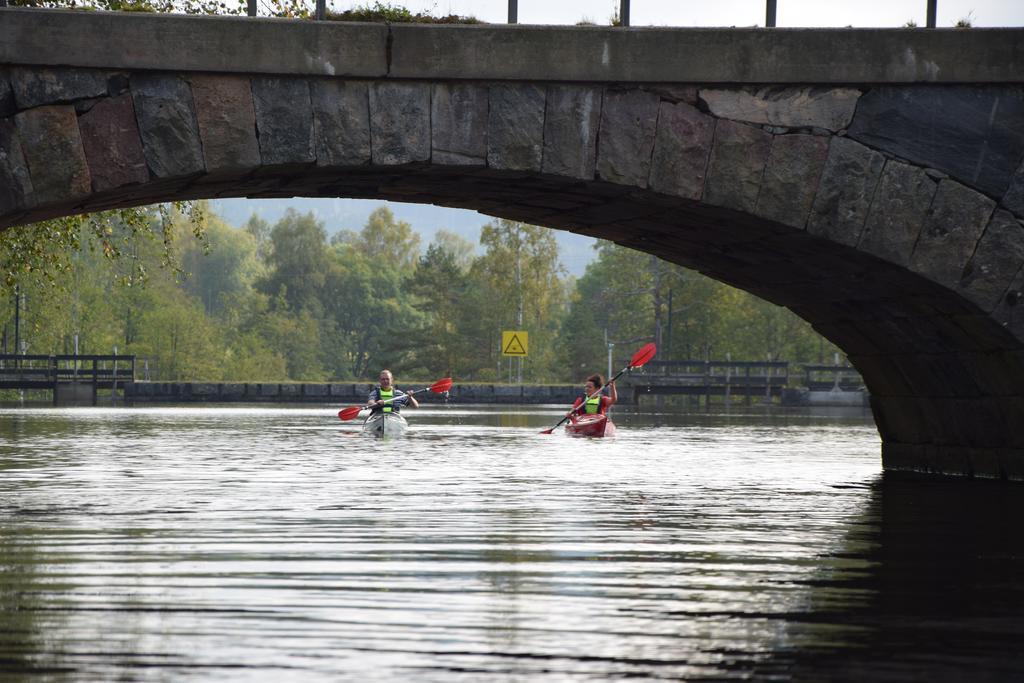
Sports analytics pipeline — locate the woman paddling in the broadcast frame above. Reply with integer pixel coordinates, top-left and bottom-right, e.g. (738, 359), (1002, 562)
(568, 374), (617, 418)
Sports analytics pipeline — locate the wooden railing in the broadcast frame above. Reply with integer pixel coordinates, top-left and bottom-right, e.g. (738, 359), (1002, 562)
(0, 354), (135, 390)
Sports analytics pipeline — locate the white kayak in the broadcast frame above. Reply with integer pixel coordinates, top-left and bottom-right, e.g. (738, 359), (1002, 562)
(361, 412), (408, 438)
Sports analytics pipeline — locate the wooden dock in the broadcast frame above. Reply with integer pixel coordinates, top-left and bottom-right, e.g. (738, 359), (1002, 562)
(620, 359), (865, 406)
(0, 354), (135, 405)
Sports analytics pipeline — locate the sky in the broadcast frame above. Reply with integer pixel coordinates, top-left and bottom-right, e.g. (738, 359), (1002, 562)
(330, 0), (1024, 27)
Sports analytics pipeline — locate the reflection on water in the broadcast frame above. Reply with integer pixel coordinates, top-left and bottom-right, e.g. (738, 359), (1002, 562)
(0, 404), (1021, 680)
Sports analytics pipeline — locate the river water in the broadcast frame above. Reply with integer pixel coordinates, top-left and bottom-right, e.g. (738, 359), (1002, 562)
(1, 403), (1022, 681)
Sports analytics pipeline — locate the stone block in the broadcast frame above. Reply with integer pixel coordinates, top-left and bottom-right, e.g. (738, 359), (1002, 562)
(311, 80), (371, 167)
(957, 211), (1024, 313)
(0, 71), (14, 117)
(368, 82), (430, 166)
(487, 83), (545, 172)
(190, 75), (260, 174)
(848, 85), (1024, 198)
(432, 83), (487, 166)
(303, 383), (328, 397)
(807, 137), (885, 246)
(1004, 158), (1024, 218)
(881, 442), (927, 473)
(754, 133), (829, 229)
(858, 160), (936, 266)
(78, 93), (148, 192)
(10, 67), (110, 109)
(330, 383), (360, 398)
(704, 119), (771, 213)
(14, 105), (91, 205)
(870, 394), (931, 444)
(701, 86), (860, 131)
(192, 383), (218, 397)
(280, 383), (300, 397)
(542, 85), (601, 179)
(596, 88), (659, 188)
(648, 99), (714, 200)
(131, 74), (205, 178)
(258, 383), (280, 397)
(909, 179), (997, 289)
(252, 77), (315, 166)
(999, 448), (1024, 481)
(221, 383), (245, 399)
(0, 119), (34, 214)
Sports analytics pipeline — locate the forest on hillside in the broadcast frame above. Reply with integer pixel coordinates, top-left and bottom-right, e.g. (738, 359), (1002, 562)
(0, 204), (839, 383)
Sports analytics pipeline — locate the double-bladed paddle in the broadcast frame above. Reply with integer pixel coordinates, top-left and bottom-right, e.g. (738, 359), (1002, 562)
(337, 377), (453, 421)
(540, 342), (656, 435)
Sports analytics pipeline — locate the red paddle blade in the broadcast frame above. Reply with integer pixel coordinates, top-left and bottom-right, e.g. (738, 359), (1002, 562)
(338, 406), (363, 421)
(629, 343), (657, 368)
(429, 377), (453, 393)
(539, 428), (555, 435)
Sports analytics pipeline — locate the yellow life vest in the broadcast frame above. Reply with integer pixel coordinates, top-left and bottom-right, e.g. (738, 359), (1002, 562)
(584, 395), (602, 414)
(379, 388), (394, 413)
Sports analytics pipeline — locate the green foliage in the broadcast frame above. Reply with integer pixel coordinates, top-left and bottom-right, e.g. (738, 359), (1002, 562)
(327, 1), (481, 24)
(0, 201), (843, 385)
(559, 241), (840, 381)
(10, 0), (310, 20)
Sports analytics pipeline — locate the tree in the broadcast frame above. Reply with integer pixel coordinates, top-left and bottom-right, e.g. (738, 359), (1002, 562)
(258, 209), (329, 313)
(354, 206), (421, 271)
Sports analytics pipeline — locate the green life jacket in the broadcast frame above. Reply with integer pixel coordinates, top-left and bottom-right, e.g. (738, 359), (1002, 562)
(379, 388), (394, 413)
(584, 395), (602, 414)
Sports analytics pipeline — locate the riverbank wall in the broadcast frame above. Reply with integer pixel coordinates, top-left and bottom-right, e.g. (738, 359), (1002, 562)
(123, 381), (583, 404)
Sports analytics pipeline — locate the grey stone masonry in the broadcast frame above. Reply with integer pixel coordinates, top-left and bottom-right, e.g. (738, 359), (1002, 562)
(311, 80), (371, 167)
(252, 77), (315, 166)
(648, 100), (714, 200)
(858, 160), (937, 266)
(78, 93), (148, 193)
(0, 71), (15, 117)
(596, 89), (659, 188)
(10, 67), (111, 110)
(958, 210), (1024, 313)
(542, 85), (601, 180)
(131, 74), (204, 179)
(848, 85), (1024, 198)
(704, 119), (771, 213)
(190, 75), (260, 174)
(807, 136), (885, 246)
(487, 84), (545, 172)
(432, 83), (487, 166)
(910, 179), (997, 289)
(14, 105), (91, 205)
(0, 120), (33, 214)
(754, 133), (829, 229)
(1004, 158), (1024, 219)
(701, 86), (861, 132)
(369, 82), (430, 166)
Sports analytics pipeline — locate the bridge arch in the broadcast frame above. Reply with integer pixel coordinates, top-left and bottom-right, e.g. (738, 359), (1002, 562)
(3, 11), (1024, 479)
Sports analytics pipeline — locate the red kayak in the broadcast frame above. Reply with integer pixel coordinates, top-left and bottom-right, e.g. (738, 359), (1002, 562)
(565, 413), (616, 438)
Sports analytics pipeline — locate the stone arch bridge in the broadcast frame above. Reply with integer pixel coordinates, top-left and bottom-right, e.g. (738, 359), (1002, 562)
(3, 10), (1024, 479)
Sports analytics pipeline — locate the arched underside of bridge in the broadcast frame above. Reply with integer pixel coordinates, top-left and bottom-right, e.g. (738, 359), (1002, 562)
(3, 51), (1024, 478)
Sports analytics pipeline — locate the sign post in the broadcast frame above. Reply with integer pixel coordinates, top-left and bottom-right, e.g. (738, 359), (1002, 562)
(501, 331), (528, 383)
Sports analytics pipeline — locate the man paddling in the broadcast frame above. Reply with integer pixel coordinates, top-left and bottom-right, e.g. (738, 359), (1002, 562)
(368, 369), (419, 415)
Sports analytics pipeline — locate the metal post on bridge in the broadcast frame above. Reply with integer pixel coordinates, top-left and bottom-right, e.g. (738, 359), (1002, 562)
(507, 0), (516, 24)
(926, 0), (937, 27)
(619, 0), (629, 27)
(315, 0), (325, 20)
(247, 0), (255, 16)
(765, 0), (777, 27)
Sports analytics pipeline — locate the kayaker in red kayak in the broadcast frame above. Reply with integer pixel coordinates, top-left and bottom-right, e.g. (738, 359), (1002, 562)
(570, 374), (617, 417)
(564, 374), (618, 437)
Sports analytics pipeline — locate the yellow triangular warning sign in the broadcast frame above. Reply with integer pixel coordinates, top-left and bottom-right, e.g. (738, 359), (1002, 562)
(501, 330), (528, 356)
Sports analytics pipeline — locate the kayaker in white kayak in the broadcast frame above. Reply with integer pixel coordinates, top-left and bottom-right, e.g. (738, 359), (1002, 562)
(567, 374), (617, 419)
(368, 369), (419, 415)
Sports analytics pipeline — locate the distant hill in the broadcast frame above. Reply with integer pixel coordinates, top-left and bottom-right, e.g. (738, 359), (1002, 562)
(210, 198), (598, 277)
